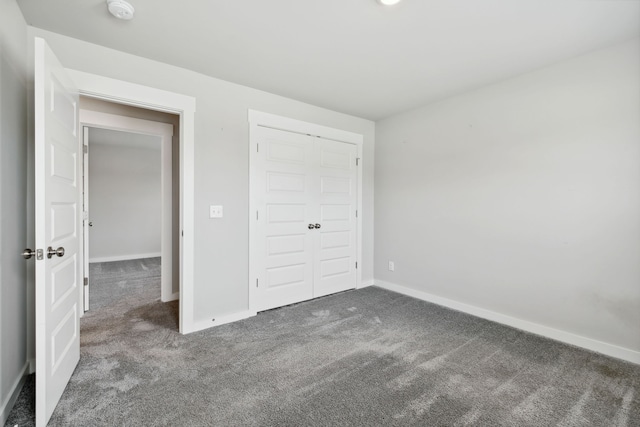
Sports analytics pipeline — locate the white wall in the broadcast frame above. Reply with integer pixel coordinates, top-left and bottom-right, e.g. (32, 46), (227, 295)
(0, 0), (29, 423)
(29, 27), (375, 327)
(375, 39), (640, 362)
(88, 133), (162, 262)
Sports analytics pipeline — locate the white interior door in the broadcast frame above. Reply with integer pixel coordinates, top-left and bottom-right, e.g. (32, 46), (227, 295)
(34, 37), (81, 427)
(253, 126), (315, 311)
(314, 138), (358, 297)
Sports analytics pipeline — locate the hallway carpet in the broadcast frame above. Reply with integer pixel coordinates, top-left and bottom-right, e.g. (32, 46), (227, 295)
(6, 260), (640, 425)
(88, 257), (162, 310)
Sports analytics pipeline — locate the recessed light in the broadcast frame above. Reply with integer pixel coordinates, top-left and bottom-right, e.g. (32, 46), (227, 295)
(378, 0), (402, 5)
(107, 0), (135, 20)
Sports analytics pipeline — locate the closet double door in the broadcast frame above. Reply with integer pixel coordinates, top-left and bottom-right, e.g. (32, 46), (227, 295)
(252, 126), (358, 312)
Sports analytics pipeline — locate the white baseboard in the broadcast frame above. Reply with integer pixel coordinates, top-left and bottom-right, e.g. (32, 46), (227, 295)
(89, 252), (161, 263)
(375, 280), (640, 365)
(358, 279), (375, 289)
(189, 310), (257, 334)
(0, 361), (30, 426)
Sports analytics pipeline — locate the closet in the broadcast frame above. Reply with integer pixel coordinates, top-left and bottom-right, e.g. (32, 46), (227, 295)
(249, 112), (361, 312)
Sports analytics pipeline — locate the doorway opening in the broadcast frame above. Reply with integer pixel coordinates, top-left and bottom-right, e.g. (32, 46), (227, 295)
(79, 97), (180, 327)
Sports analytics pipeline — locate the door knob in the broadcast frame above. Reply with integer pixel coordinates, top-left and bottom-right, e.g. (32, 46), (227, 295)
(22, 248), (36, 259)
(308, 224), (315, 230)
(47, 246), (65, 259)
(314, 224), (321, 229)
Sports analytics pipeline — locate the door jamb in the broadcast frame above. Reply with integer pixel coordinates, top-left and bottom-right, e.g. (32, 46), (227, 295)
(247, 110), (364, 313)
(68, 69), (196, 334)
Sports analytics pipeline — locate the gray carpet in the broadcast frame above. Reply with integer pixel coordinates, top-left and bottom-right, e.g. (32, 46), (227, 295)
(4, 374), (34, 427)
(5, 260), (640, 426)
(87, 257), (162, 310)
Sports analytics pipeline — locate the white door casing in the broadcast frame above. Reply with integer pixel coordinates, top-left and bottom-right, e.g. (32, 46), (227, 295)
(34, 37), (81, 427)
(66, 69), (196, 334)
(82, 127), (89, 311)
(249, 111), (363, 312)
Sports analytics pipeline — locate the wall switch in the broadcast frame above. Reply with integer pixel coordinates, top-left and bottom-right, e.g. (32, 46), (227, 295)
(388, 261), (395, 272)
(209, 205), (223, 218)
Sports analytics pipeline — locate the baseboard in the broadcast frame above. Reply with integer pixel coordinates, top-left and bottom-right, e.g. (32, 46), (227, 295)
(358, 279), (375, 289)
(89, 252), (161, 263)
(375, 280), (640, 365)
(0, 361), (29, 426)
(189, 310), (257, 334)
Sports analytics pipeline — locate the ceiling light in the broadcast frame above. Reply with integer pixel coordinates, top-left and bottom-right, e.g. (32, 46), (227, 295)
(378, 0), (402, 5)
(107, 0), (135, 20)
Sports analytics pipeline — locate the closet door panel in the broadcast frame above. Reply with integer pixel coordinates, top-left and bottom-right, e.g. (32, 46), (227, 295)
(253, 127), (315, 311)
(314, 138), (358, 298)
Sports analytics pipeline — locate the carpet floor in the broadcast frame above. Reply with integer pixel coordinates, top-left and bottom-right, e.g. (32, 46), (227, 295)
(5, 259), (640, 426)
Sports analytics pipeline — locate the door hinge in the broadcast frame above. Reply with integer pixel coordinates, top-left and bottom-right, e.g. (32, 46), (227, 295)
(355, 210), (358, 218)
(256, 210), (259, 220)
(83, 145), (88, 154)
(84, 277), (88, 286)
(257, 143), (259, 153)
(355, 262), (358, 269)
(256, 278), (259, 288)
(181, 230), (184, 237)
(356, 158), (360, 166)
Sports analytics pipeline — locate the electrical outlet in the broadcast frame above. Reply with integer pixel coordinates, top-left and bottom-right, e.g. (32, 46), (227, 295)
(209, 205), (223, 218)
(388, 261), (395, 272)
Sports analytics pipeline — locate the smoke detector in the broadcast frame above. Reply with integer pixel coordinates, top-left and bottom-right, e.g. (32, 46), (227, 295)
(107, 0), (135, 20)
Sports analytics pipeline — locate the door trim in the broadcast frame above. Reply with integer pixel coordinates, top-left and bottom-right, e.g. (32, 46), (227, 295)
(248, 110), (364, 313)
(67, 69), (197, 334)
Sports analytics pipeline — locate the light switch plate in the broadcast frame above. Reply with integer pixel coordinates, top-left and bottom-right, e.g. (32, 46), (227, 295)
(209, 205), (223, 218)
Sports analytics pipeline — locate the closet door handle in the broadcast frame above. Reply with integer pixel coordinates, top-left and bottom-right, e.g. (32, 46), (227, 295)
(314, 224), (321, 229)
(308, 224), (315, 230)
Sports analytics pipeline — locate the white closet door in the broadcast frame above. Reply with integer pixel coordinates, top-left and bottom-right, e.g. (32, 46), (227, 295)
(253, 127), (315, 312)
(313, 138), (358, 298)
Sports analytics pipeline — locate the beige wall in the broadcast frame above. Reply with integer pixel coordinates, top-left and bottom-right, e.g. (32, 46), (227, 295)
(374, 39), (640, 359)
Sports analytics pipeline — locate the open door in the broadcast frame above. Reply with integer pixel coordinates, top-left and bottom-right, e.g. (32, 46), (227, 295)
(34, 37), (81, 426)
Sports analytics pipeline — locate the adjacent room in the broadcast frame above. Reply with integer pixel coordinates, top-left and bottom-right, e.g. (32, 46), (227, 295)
(1, 0), (638, 426)
(85, 127), (164, 310)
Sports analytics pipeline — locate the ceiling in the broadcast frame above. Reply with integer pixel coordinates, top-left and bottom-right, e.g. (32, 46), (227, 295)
(89, 127), (160, 150)
(17, 0), (640, 120)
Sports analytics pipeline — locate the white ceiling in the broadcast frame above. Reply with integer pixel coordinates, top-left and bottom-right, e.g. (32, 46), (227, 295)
(89, 127), (160, 150)
(18, 0), (640, 120)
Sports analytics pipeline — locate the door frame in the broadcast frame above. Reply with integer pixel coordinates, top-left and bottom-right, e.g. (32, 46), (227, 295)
(248, 110), (364, 313)
(80, 110), (176, 305)
(68, 69), (197, 334)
